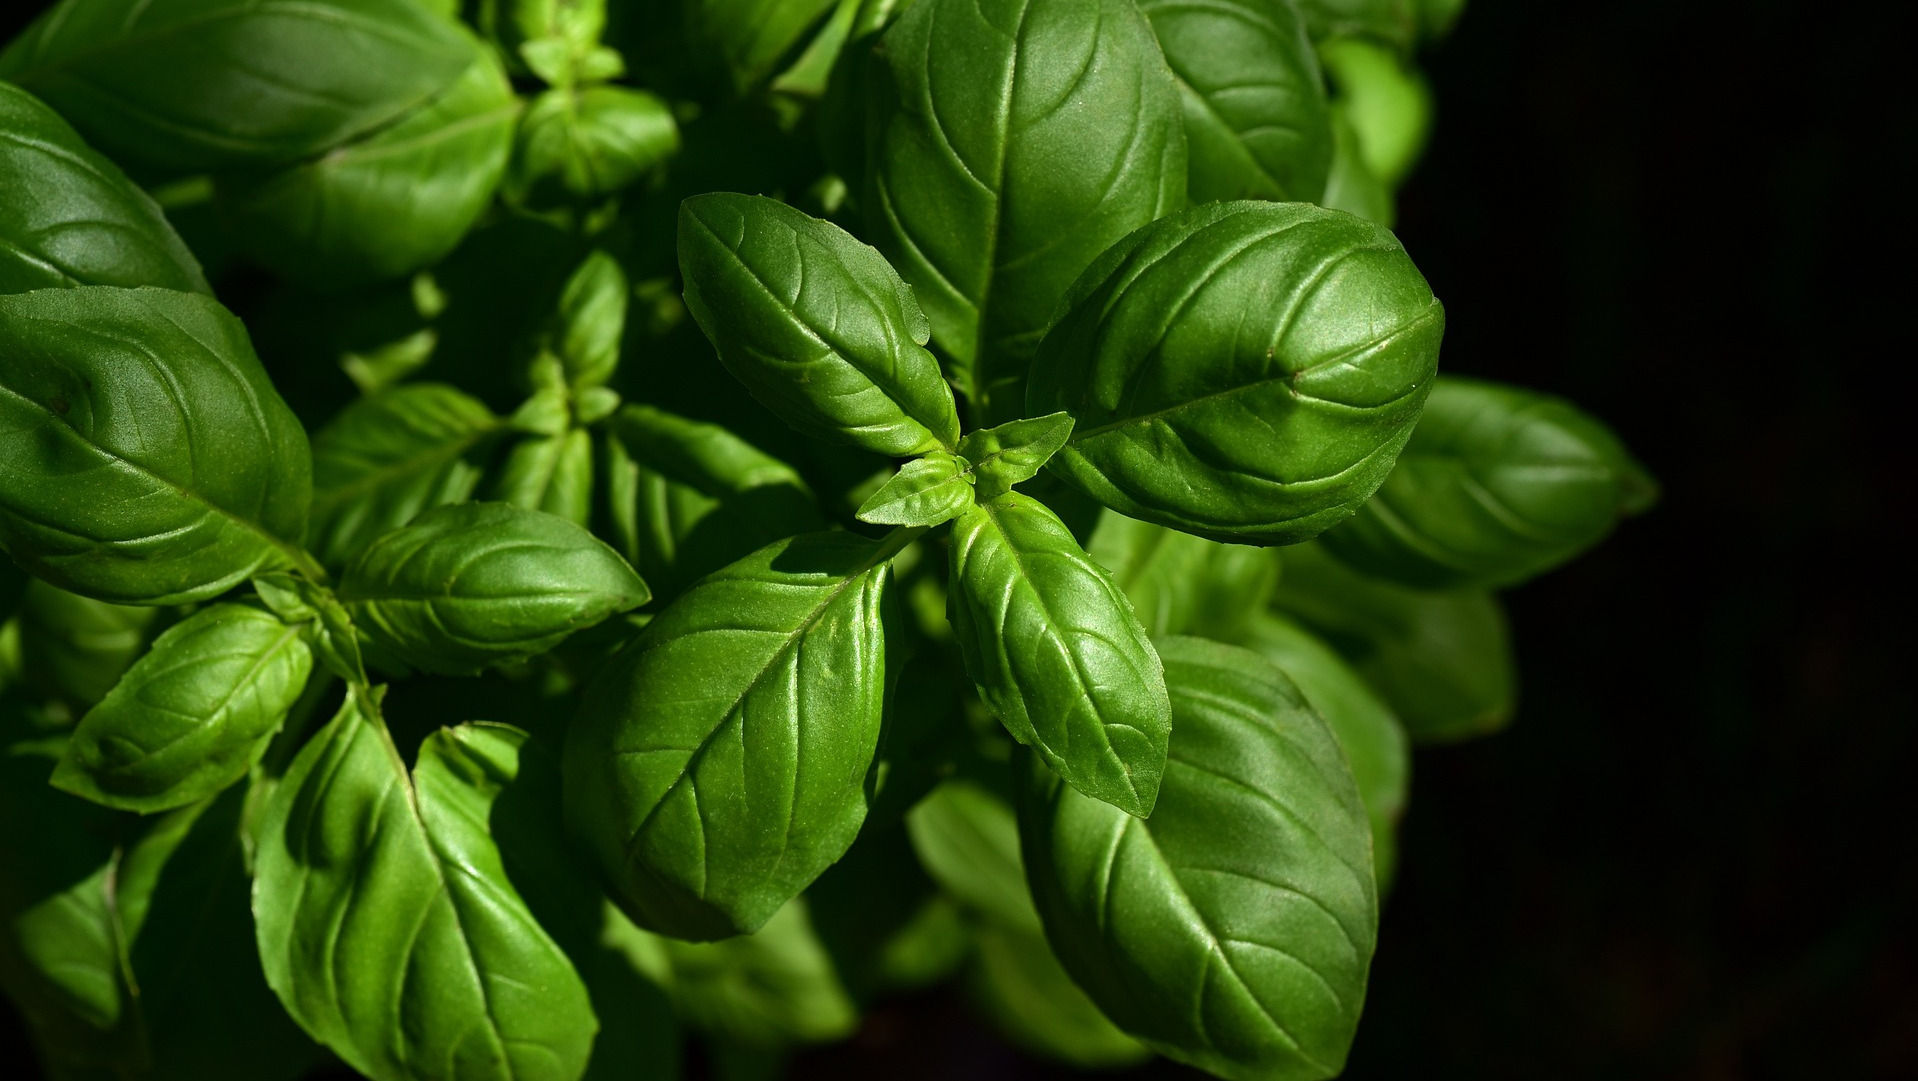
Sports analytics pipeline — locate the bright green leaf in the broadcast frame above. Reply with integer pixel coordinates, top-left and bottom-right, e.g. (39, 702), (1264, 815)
(678, 192), (962, 455)
(54, 604), (312, 813)
(856, 451), (975, 527)
(1019, 636), (1378, 1081)
(1028, 200), (1443, 545)
(0, 286), (314, 603)
(1088, 509), (1282, 641)
(509, 84), (679, 205)
(957, 411), (1074, 500)
(866, 0), (1187, 420)
(565, 531), (895, 940)
(340, 502), (648, 675)
(493, 427), (595, 526)
(906, 778), (1042, 934)
(947, 493), (1170, 817)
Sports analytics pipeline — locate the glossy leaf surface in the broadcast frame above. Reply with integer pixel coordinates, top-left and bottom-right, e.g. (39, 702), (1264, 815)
(1028, 200), (1443, 545)
(958, 411), (1074, 500)
(678, 192), (961, 455)
(1274, 542), (1514, 742)
(493, 427), (595, 526)
(947, 493), (1170, 817)
(340, 502), (647, 675)
(0, 0), (476, 175)
(567, 532), (893, 940)
(0, 81), (208, 295)
(217, 48), (517, 287)
(0, 286), (313, 603)
(1238, 611), (1407, 885)
(308, 383), (501, 569)
(866, 0), (1187, 419)
(1020, 636), (1378, 1081)
(1140, 0), (1332, 203)
(254, 697), (596, 1081)
(856, 451), (975, 527)
(1321, 376), (1656, 589)
(54, 603), (312, 813)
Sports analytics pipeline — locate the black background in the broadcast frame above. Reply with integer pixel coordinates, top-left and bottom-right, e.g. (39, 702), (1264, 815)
(3, 2), (1910, 1080)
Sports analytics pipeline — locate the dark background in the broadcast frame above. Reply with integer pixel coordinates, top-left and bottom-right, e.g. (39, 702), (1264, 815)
(3, 2), (1909, 1080)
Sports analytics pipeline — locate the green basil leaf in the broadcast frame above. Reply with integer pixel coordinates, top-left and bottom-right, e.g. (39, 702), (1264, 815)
(215, 47), (517, 288)
(1297, 0), (1417, 50)
(0, 712), (144, 1072)
(947, 494), (1171, 817)
(1028, 200), (1443, 545)
(1317, 107), (1394, 226)
(253, 694), (597, 1081)
(856, 451), (975, 527)
(957, 411), (1074, 501)
(1237, 611), (1408, 887)
(340, 502), (647, 675)
(1318, 37), (1430, 188)
(866, 0), (1187, 420)
(1274, 541), (1515, 742)
(554, 249), (629, 391)
(309, 383), (502, 569)
(815, 0), (913, 182)
(53, 604), (313, 813)
(16, 578), (162, 708)
(508, 84), (679, 205)
(1140, 0), (1333, 204)
(905, 777), (1042, 934)
(492, 427), (595, 526)
(0, 81), (209, 295)
(0, 0), (477, 176)
(1321, 376), (1657, 589)
(1019, 635), (1379, 1081)
(682, 0), (841, 96)
(621, 898), (858, 1048)
(678, 192), (961, 455)
(967, 922), (1151, 1069)
(0, 286), (315, 603)
(604, 404), (824, 599)
(1088, 509), (1282, 641)
(566, 531), (895, 940)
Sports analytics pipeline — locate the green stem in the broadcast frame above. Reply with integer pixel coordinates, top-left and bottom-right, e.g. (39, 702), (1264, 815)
(872, 524), (930, 565)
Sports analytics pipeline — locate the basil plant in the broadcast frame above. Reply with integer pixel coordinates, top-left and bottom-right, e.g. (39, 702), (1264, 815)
(0, 0), (1649, 1079)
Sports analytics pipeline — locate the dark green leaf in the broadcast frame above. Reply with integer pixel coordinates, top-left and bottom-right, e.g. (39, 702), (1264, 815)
(0, 81), (208, 295)
(906, 778), (1041, 934)
(554, 250), (629, 391)
(215, 47), (518, 287)
(967, 922), (1150, 1069)
(1019, 636), (1378, 1081)
(681, 0), (841, 96)
(1088, 509), (1281, 640)
(604, 404), (824, 599)
(339, 502), (648, 675)
(565, 531), (894, 940)
(53, 604), (312, 813)
(308, 383), (502, 569)
(1321, 376), (1656, 589)
(16, 579), (161, 708)
(957, 411), (1074, 501)
(253, 694), (597, 1080)
(866, 0), (1187, 420)
(508, 84), (679, 205)
(1274, 541), (1515, 742)
(678, 192), (961, 455)
(0, 0), (477, 176)
(611, 897), (857, 1048)
(856, 451), (974, 527)
(493, 427), (595, 526)
(947, 493), (1170, 817)
(805, 817), (969, 1001)
(1237, 612), (1407, 886)
(1028, 200), (1443, 545)
(1140, 0), (1332, 203)
(0, 286), (314, 603)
